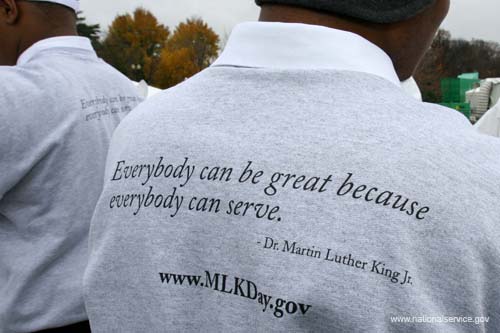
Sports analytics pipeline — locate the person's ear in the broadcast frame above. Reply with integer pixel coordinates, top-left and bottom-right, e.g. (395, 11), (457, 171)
(0, 0), (19, 25)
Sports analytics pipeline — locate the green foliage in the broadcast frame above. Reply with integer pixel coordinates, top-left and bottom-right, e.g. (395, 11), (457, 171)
(76, 11), (101, 50)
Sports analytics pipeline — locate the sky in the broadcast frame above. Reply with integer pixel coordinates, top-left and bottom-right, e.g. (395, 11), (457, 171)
(79, 0), (500, 44)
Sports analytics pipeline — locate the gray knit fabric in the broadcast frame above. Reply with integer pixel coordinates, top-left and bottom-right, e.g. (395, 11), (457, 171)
(255, 0), (435, 23)
(84, 67), (500, 333)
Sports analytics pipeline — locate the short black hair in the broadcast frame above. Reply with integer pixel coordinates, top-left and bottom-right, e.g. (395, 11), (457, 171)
(31, 1), (76, 29)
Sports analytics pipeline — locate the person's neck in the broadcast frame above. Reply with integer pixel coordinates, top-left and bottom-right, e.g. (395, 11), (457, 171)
(16, 26), (78, 62)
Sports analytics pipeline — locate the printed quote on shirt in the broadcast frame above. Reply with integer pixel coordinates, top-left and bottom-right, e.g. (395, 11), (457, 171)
(81, 95), (142, 121)
(107, 157), (429, 318)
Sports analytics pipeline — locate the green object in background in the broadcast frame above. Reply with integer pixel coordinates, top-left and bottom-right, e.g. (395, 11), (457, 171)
(440, 78), (479, 103)
(439, 72), (479, 120)
(440, 102), (471, 119)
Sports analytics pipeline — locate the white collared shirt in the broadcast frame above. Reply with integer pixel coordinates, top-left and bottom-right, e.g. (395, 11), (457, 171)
(16, 35), (96, 66)
(213, 22), (401, 86)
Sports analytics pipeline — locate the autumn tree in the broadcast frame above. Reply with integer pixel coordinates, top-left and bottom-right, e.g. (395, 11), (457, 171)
(154, 17), (220, 88)
(100, 8), (169, 82)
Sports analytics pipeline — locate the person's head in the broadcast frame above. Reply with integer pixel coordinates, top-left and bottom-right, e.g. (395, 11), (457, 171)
(0, 0), (78, 66)
(256, 0), (450, 80)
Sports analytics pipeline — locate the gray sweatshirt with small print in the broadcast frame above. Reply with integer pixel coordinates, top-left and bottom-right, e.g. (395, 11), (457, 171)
(0, 37), (143, 333)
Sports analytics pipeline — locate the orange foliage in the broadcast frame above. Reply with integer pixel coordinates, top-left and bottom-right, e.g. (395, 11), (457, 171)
(100, 11), (220, 89)
(155, 17), (220, 88)
(153, 48), (198, 89)
(100, 8), (170, 82)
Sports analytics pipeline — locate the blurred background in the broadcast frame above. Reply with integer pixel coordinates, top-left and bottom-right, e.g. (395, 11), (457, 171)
(76, 0), (500, 124)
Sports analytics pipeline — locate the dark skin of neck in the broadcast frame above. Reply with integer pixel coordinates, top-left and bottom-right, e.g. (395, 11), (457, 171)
(259, 3), (449, 80)
(0, 0), (77, 65)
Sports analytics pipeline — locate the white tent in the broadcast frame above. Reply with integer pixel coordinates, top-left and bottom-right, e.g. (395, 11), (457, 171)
(133, 80), (163, 99)
(466, 78), (500, 123)
(474, 101), (500, 137)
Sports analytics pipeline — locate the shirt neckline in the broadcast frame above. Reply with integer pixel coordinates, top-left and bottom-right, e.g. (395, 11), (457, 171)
(212, 22), (401, 87)
(16, 36), (95, 66)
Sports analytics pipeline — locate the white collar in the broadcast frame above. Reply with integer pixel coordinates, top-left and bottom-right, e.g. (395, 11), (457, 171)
(213, 22), (401, 86)
(17, 36), (95, 66)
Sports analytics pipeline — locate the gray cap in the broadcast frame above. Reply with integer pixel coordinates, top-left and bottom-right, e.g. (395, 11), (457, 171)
(255, 0), (436, 23)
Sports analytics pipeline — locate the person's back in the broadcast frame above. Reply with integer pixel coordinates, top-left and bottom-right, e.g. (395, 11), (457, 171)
(0, 1), (143, 332)
(84, 1), (500, 332)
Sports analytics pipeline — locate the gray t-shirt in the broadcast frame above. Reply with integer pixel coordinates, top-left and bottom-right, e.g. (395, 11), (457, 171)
(85, 67), (500, 332)
(0, 36), (143, 333)
(84, 23), (500, 332)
